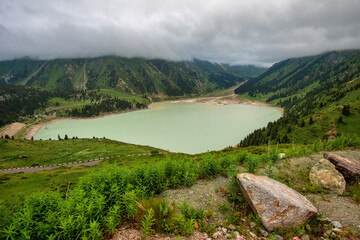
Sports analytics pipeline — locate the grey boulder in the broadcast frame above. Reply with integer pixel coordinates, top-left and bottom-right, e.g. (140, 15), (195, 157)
(236, 173), (318, 231)
(309, 159), (346, 195)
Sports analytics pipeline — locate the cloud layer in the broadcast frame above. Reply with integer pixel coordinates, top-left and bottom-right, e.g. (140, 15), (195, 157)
(1, 0), (360, 66)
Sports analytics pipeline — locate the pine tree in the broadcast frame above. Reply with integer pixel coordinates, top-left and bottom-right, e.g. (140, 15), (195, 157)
(338, 116), (343, 123)
(309, 117), (314, 125)
(341, 104), (350, 116)
(300, 120), (305, 127)
(287, 126), (292, 133)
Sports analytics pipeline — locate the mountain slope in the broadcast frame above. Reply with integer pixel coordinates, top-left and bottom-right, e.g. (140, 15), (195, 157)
(0, 57), (265, 97)
(235, 50), (360, 146)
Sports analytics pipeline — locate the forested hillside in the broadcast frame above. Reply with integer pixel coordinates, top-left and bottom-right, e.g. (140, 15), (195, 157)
(235, 50), (360, 146)
(0, 86), (148, 127)
(0, 57), (265, 96)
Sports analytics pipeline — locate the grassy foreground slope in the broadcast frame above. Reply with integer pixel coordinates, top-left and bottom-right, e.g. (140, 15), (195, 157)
(235, 50), (360, 146)
(0, 136), (359, 239)
(0, 138), (165, 169)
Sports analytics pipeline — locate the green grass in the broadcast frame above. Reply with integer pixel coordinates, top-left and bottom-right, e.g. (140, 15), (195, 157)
(0, 167), (89, 203)
(46, 97), (91, 108)
(0, 153), (236, 239)
(0, 138), (165, 169)
(0, 149), (173, 203)
(91, 89), (149, 104)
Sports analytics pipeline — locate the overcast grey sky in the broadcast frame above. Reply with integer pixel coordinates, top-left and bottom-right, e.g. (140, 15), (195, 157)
(1, 0), (360, 66)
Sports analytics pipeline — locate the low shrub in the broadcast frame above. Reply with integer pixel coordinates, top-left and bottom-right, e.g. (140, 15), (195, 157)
(0, 153), (234, 239)
(246, 156), (259, 174)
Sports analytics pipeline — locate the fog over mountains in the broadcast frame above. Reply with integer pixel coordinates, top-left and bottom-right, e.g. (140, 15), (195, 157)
(1, 0), (360, 66)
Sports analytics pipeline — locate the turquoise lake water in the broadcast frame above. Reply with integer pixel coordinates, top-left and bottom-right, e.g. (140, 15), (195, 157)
(34, 102), (281, 154)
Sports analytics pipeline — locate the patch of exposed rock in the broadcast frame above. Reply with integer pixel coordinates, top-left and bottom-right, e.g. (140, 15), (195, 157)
(236, 173), (318, 231)
(323, 152), (360, 182)
(309, 159), (346, 195)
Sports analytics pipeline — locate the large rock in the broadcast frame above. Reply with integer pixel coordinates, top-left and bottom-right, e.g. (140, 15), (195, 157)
(236, 173), (318, 231)
(323, 152), (360, 182)
(309, 159), (346, 195)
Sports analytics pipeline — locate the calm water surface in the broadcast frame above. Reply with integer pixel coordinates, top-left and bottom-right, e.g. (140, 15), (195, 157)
(34, 102), (281, 154)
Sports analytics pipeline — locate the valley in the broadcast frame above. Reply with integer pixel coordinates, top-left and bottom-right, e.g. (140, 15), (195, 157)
(0, 50), (360, 240)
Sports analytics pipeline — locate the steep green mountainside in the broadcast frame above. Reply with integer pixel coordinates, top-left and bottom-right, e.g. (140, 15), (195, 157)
(235, 50), (360, 146)
(0, 57), (265, 96)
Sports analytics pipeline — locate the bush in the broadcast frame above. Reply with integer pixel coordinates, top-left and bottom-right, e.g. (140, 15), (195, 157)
(135, 197), (177, 233)
(0, 152), (238, 239)
(199, 154), (219, 178)
(235, 151), (250, 164)
(246, 156), (258, 174)
(179, 201), (206, 220)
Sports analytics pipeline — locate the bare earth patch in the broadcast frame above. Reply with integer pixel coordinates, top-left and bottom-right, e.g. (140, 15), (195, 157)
(1, 122), (26, 138)
(160, 176), (231, 215)
(307, 194), (360, 231)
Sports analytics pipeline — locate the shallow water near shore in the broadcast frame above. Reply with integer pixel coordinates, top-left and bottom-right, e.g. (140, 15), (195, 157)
(34, 102), (281, 154)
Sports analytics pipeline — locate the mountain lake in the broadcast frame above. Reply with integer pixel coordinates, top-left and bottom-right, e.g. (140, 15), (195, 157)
(34, 102), (281, 154)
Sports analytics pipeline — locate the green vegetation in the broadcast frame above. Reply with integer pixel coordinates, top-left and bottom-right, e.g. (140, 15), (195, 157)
(0, 136), (359, 239)
(235, 50), (360, 146)
(0, 138), (162, 169)
(0, 57), (264, 96)
(0, 85), (149, 128)
(0, 152), (235, 239)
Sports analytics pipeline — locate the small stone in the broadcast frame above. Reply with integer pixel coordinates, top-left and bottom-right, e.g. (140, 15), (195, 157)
(332, 221), (342, 228)
(301, 235), (310, 240)
(236, 235), (246, 240)
(332, 228), (343, 233)
(273, 234), (283, 240)
(249, 232), (257, 238)
(228, 224), (236, 231)
(213, 231), (223, 239)
(222, 227), (227, 233)
(259, 229), (269, 237)
(250, 222), (256, 228)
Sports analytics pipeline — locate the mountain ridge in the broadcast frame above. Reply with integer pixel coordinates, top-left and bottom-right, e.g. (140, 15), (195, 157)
(235, 49), (360, 146)
(0, 56), (266, 97)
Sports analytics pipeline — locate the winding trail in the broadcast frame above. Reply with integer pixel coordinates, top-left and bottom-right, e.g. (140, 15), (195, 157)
(0, 152), (165, 174)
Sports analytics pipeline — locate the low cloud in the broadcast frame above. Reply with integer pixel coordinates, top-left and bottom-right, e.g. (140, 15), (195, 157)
(1, 0), (360, 66)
